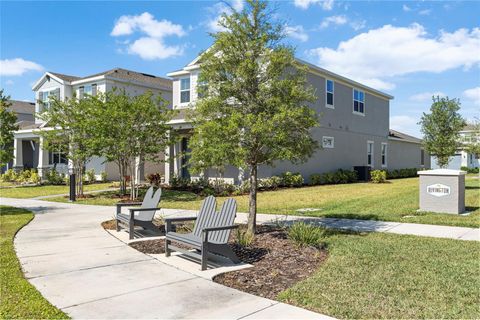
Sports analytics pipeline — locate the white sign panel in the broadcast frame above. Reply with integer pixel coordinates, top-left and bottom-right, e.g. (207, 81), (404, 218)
(426, 184), (451, 197)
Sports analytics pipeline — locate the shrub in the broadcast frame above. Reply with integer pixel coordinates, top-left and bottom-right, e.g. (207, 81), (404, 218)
(288, 222), (325, 247)
(100, 171), (108, 182)
(170, 175), (190, 189)
(258, 176), (281, 190)
(309, 169), (357, 185)
(386, 168), (418, 179)
(1, 169), (17, 182)
(461, 166), (479, 174)
(281, 172), (304, 187)
(45, 169), (65, 185)
(236, 227), (254, 247)
(30, 171), (41, 184)
(17, 169), (32, 183)
(371, 170), (387, 183)
(85, 169), (96, 183)
(146, 173), (163, 187)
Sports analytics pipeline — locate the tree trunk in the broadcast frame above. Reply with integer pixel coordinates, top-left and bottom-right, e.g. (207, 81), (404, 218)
(247, 164), (258, 235)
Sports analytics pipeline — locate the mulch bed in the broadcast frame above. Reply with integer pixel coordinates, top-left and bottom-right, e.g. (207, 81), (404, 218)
(113, 222), (327, 300)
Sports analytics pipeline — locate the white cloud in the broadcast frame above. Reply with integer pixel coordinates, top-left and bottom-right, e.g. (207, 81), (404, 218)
(205, 1), (245, 33)
(293, 0), (333, 10)
(418, 9), (431, 16)
(5, 80), (14, 85)
(308, 24), (480, 91)
(409, 91), (446, 102)
(390, 115), (420, 136)
(463, 87), (480, 105)
(111, 12), (186, 60)
(319, 15), (347, 29)
(285, 25), (309, 42)
(0, 58), (44, 76)
(350, 20), (366, 31)
(402, 4), (411, 12)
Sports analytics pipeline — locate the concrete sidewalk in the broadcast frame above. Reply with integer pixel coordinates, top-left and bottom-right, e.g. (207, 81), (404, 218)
(4, 198), (332, 320)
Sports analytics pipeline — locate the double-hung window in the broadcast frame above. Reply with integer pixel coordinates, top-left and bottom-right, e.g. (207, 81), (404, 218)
(49, 147), (68, 165)
(421, 149), (425, 166)
(367, 141), (374, 167)
(353, 89), (365, 114)
(326, 79), (334, 108)
(180, 77), (191, 104)
(381, 143), (387, 167)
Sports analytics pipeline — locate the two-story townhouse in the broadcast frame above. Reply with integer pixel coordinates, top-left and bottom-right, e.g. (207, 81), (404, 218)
(12, 68), (172, 181)
(165, 55), (430, 184)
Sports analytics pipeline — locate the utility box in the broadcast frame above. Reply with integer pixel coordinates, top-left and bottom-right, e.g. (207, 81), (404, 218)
(417, 169), (466, 214)
(354, 166), (371, 182)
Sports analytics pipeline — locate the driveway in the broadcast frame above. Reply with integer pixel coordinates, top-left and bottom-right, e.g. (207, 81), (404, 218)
(5, 198), (331, 319)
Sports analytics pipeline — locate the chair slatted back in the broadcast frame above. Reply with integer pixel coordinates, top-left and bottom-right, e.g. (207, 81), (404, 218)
(193, 196), (217, 237)
(195, 198), (237, 244)
(137, 187), (162, 221)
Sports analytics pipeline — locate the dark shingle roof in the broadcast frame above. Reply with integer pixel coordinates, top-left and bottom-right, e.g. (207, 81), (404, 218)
(49, 72), (81, 82)
(463, 123), (478, 131)
(16, 121), (39, 129)
(81, 68), (172, 89)
(8, 100), (35, 115)
(389, 129), (422, 144)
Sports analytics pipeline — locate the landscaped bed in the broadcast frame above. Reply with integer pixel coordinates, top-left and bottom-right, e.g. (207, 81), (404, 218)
(0, 182), (114, 199)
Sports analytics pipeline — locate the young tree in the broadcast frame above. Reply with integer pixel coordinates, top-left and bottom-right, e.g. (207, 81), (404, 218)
(189, 0), (319, 235)
(419, 96), (466, 168)
(0, 90), (18, 167)
(38, 95), (97, 196)
(465, 119), (480, 159)
(91, 89), (175, 199)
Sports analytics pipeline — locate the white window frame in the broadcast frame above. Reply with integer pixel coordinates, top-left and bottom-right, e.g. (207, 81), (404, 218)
(367, 141), (374, 167)
(381, 142), (387, 168)
(353, 88), (365, 116)
(41, 89), (57, 109)
(322, 136), (334, 149)
(420, 148), (425, 167)
(325, 79), (334, 109)
(48, 148), (68, 165)
(179, 77), (191, 105)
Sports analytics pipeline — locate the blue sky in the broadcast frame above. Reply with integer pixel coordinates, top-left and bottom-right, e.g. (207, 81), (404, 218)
(1, 0), (479, 137)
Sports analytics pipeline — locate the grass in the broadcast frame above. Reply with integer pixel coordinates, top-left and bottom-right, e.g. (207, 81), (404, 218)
(278, 231), (480, 319)
(47, 176), (480, 228)
(0, 182), (114, 199)
(0, 206), (69, 319)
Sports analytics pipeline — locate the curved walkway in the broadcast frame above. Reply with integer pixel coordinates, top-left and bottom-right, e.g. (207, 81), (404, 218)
(4, 198), (331, 320)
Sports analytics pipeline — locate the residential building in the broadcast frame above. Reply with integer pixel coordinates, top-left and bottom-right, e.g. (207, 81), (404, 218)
(12, 68), (172, 180)
(431, 123), (480, 169)
(165, 55), (430, 184)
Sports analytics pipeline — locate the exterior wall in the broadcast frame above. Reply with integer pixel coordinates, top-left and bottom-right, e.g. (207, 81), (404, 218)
(388, 139), (430, 170)
(431, 151), (479, 169)
(35, 77), (64, 123)
(104, 80), (172, 107)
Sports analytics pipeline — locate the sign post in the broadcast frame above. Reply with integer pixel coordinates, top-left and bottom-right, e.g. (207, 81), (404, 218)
(417, 169), (466, 214)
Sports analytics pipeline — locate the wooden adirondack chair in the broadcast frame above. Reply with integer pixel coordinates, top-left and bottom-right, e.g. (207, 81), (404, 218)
(116, 186), (162, 239)
(165, 197), (240, 270)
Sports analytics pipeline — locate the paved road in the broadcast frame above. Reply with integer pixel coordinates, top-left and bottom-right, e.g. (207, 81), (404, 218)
(4, 198), (332, 320)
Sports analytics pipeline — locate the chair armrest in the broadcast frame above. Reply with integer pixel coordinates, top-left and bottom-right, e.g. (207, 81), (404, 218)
(116, 202), (142, 214)
(202, 225), (238, 233)
(128, 207), (161, 213)
(165, 216), (197, 233)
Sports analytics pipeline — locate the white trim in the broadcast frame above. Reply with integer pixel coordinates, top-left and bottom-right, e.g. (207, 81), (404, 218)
(381, 142), (388, 168)
(420, 147), (425, 167)
(322, 136), (334, 149)
(167, 70), (190, 77)
(71, 75), (105, 85)
(325, 79), (334, 109)
(32, 72), (68, 91)
(367, 140), (374, 167)
(179, 76), (191, 104)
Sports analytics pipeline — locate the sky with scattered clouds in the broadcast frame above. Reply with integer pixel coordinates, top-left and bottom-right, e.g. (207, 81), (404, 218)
(1, 0), (479, 137)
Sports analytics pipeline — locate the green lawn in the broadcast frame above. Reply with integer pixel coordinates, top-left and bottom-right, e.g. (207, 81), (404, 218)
(279, 231), (480, 319)
(0, 182), (114, 199)
(47, 176), (480, 227)
(0, 206), (69, 319)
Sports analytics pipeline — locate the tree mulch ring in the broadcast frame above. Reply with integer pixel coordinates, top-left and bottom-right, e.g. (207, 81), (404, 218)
(214, 225), (328, 300)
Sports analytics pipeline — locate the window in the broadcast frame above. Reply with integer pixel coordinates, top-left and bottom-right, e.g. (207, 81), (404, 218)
(367, 141), (374, 167)
(40, 89), (57, 109)
(353, 89), (365, 114)
(322, 136), (334, 148)
(49, 148), (68, 165)
(180, 78), (190, 104)
(326, 79), (334, 108)
(381, 143), (387, 167)
(421, 149), (425, 166)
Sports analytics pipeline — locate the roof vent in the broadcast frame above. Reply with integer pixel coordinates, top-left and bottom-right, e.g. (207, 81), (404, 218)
(141, 73), (156, 78)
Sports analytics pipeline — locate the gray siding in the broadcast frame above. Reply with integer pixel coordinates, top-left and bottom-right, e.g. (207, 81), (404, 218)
(388, 139), (430, 170)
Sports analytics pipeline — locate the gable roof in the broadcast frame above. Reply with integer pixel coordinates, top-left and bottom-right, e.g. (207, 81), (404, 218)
(49, 72), (81, 82)
(389, 129), (422, 144)
(8, 100), (35, 115)
(76, 68), (171, 89)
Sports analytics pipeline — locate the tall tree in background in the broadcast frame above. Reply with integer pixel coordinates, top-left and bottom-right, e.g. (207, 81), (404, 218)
(38, 95), (96, 196)
(189, 0), (319, 235)
(90, 89), (175, 199)
(465, 118), (480, 159)
(419, 96), (466, 168)
(0, 90), (18, 167)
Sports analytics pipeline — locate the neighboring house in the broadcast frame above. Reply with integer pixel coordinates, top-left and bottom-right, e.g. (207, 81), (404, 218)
(431, 123), (480, 169)
(1, 100), (35, 173)
(12, 68), (172, 180)
(165, 55), (430, 184)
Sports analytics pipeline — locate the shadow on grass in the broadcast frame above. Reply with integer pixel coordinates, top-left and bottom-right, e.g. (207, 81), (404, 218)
(465, 206), (480, 212)
(465, 185), (480, 190)
(0, 206), (31, 216)
(321, 213), (380, 221)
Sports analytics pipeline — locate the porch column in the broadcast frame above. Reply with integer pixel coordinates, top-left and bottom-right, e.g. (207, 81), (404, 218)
(12, 138), (23, 172)
(134, 156), (143, 184)
(164, 143), (172, 184)
(37, 137), (50, 178)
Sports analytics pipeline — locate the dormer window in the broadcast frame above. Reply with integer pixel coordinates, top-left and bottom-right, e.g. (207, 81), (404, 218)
(180, 77), (190, 104)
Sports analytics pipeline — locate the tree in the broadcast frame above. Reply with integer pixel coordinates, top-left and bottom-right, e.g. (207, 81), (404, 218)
(0, 90), (18, 167)
(90, 89), (175, 199)
(38, 94), (97, 196)
(188, 0), (319, 235)
(419, 96), (466, 168)
(465, 119), (480, 158)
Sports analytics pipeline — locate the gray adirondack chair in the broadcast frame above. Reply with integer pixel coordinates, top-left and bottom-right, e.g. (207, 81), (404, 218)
(116, 187), (162, 239)
(165, 197), (240, 270)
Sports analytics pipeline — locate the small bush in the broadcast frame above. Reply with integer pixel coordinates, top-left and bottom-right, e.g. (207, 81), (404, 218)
(461, 166), (479, 174)
(371, 170), (387, 183)
(45, 169), (65, 185)
(100, 171), (108, 182)
(309, 169), (357, 185)
(17, 169), (32, 183)
(85, 169), (96, 183)
(30, 170), (41, 184)
(386, 168), (418, 179)
(258, 176), (281, 190)
(1, 169), (17, 182)
(281, 172), (304, 187)
(146, 173), (163, 187)
(288, 222), (325, 247)
(170, 175), (190, 189)
(236, 228), (254, 247)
